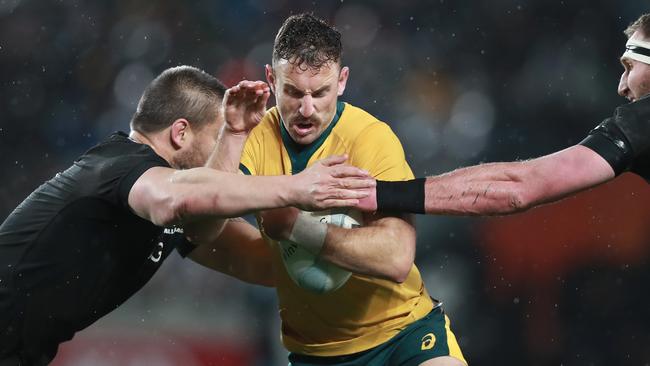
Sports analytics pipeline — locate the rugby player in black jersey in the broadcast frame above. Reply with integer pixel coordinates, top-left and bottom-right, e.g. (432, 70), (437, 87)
(0, 66), (373, 366)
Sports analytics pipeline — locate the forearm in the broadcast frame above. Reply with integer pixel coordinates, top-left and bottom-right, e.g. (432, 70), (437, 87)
(171, 168), (291, 222)
(368, 145), (615, 216)
(318, 214), (416, 282)
(190, 129), (249, 244)
(423, 145), (614, 215)
(206, 127), (248, 172)
(189, 218), (274, 286)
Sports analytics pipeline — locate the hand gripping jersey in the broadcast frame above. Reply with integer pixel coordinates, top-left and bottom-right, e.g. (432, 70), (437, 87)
(240, 102), (434, 356)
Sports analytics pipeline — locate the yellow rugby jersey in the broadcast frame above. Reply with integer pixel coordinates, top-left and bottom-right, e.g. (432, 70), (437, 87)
(240, 102), (434, 356)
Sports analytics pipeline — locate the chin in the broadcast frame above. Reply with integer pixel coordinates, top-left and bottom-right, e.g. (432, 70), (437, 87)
(295, 135), (318, 145)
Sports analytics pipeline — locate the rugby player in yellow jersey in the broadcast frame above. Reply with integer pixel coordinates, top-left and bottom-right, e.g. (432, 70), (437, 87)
(236, 14), (466, 366)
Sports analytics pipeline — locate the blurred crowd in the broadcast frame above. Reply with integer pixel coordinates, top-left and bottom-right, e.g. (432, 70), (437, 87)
(1, 1), (649, 365)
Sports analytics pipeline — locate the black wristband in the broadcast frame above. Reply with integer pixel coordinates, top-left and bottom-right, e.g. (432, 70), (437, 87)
(376, 178), (426, 214)
(580, 118), (634, 176)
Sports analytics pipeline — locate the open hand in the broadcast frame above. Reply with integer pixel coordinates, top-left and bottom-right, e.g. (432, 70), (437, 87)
(223, 80), (271, 134)
(291, 155), (376, 211)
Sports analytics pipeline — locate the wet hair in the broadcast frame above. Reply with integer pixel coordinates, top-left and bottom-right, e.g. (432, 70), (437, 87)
(272, 13), (342, 70)
(130, 65), (226, 134)
(624, 13), (650, 38)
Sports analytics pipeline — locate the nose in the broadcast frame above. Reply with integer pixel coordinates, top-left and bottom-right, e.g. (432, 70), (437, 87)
(618, 72), (629, 98)
(299, 95), (314, 118)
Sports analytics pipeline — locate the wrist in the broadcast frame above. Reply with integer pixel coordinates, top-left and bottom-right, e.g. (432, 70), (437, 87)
(288, 211), (328, 255)
(376, 179), (426, 214)
(277, 175), (294, 207)
(221, 124), (251, 138)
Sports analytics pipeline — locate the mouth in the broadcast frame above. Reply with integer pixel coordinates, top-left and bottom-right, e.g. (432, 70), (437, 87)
(291, 121), (316, 137)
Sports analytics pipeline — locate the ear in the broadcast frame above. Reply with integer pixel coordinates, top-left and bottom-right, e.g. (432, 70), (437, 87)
(337, 66), (350, 96)
(169, 118), (190, 150)
(265, 64), (277, 94)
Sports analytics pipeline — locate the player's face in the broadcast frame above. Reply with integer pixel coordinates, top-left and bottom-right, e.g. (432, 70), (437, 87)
(172, 111), (223, 169)
(268, 60), (349, 145)
(618, 31), (650, 102)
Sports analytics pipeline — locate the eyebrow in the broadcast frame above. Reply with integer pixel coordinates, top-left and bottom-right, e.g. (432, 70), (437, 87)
(284, 83), (331, 95)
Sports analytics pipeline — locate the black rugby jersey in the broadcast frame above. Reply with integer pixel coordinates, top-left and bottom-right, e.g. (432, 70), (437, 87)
(630, 152), (650, 182)
(0, 132), (195, 365)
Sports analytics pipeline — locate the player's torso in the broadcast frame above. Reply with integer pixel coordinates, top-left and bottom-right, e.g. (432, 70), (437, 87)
(0, 134), (175, 350)
(241, 103), (434, 356)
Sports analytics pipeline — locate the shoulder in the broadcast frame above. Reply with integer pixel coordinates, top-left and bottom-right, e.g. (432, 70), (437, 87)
(336, 103), (401, 146)
(79, 132), (168, 176)
(77, 132), (170, 204)
(250, 107), (282, 137)
(86, 132), (167, 164)
(338, 103), (381, 131)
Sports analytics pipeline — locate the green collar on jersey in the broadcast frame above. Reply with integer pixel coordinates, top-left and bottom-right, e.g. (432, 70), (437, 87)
(280, 101), (345, 174)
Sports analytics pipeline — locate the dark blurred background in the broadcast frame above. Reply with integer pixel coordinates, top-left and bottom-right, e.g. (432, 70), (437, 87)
(1, 1), (650, 365)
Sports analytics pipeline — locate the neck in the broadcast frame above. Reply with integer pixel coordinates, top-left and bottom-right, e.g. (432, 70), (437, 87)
(129, 129), (174, 165)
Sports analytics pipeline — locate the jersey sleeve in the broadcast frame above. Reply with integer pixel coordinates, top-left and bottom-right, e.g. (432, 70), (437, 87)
(116, 158), (170, 209)
(89, 136), (170, 210)
(164, 227), (197, 257)
(630, 153), (650, 183)
(349, 122), (415, 181)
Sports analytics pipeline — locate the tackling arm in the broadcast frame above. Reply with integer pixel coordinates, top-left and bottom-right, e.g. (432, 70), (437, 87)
(128, 155), (373, 237)
(363, 95), (650, 215)
(421, 145), (614, 215)
(189, 218), (274, 286)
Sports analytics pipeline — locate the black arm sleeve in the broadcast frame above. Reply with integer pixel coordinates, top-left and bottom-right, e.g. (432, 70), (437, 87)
(375, 178), (426, 214)
(579, 118), (634, 176)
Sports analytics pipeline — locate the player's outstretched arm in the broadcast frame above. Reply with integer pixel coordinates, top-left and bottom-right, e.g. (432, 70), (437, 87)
(359, 96), (650, 215)
(188, 218), (274, 286)
(128, 155), (374, 239)
(261, 208), (416, 283)
(356, 146), (613, 215)
(421, 145), (613, 215)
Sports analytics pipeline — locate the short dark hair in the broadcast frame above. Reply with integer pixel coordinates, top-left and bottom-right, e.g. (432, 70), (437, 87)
(272, 13), (342, 70)
(624, 13), (650, 38)
(130, 66), (226, 134)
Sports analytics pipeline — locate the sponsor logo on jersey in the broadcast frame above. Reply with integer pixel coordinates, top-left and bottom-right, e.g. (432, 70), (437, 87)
(421, 333), (436, 351)
(163, 227), (184, 235)
(148, 242), (164, 263)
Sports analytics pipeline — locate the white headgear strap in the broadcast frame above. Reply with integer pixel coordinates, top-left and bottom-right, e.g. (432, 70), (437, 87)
(623, 38), (650, 65)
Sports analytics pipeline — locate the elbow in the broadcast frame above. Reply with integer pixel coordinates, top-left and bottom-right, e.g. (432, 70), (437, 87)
(387, 237), (416, 283)
(507, 183), (548, 214)
(389, 263), (412, 283)
(153, 194), (195, 227)
(388, 255), (413, 283)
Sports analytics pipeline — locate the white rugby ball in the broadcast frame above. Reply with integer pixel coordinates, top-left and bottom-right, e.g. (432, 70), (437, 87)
(279, 209), (363, 294)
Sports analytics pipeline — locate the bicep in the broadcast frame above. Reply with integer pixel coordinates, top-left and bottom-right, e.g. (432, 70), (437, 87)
(128, 166), (178, 226)
(532, 145), (615, 199)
